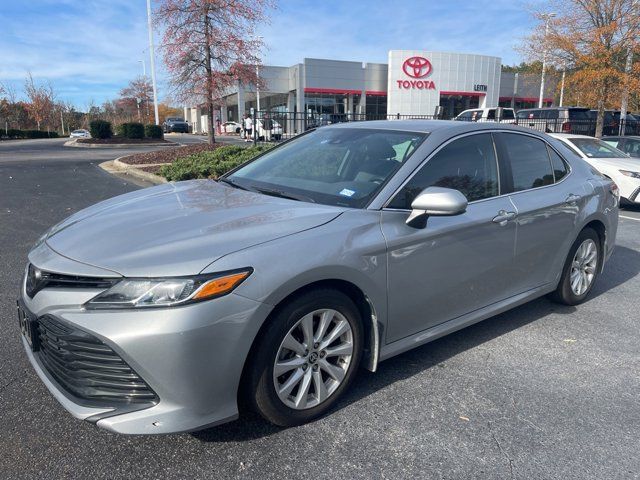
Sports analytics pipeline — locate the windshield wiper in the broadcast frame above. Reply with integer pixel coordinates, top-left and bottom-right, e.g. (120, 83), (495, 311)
(218, 177), (249, 191)
(253, 187), (316, 203)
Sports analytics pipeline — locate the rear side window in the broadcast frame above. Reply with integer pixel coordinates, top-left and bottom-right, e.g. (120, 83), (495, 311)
(547, 147), (569, 182)
(498, 133), (554, 191)
(502, 110), (515, 120)
(388, 133), (499, 208)
(568, 109), (590, 120)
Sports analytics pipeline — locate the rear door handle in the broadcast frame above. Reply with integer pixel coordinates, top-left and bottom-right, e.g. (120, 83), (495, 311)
(492, 210), (517, 224)
(565, 193), (581, 204)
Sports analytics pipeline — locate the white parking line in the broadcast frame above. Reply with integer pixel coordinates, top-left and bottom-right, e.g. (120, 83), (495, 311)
(620, 215), (640, 222)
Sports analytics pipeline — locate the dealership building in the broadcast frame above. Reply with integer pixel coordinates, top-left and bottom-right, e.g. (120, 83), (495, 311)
(184, 50), (555, 133)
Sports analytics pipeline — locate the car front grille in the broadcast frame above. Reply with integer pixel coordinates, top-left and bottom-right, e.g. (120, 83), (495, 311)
(36, 315), (158, 405)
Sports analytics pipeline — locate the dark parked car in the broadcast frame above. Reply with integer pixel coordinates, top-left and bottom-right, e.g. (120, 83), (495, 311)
(588, 110), (640, 136)
(163, 117), (189, 133)
(515, 107), (592, 134)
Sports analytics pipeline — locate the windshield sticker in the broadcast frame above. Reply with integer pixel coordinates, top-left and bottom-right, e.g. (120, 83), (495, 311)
(339, 188), (355, 197)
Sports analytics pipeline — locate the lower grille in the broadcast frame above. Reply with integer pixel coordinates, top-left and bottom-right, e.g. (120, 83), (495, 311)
(36, 315), (157, 405)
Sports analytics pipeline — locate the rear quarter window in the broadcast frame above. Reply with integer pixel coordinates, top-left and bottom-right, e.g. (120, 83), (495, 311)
(498, 133), (554, 191)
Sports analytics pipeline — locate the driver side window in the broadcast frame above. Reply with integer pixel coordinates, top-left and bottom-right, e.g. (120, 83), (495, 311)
(388, 133), (500, 209)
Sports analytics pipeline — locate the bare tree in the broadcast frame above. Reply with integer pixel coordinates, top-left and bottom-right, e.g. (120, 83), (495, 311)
(155, 0), (273, 144)
(120, 76), (154, 123)
(24, 72), (56, 131)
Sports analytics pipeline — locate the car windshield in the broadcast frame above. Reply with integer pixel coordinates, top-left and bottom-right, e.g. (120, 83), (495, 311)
(227, 128), (427, 208)
(569, 138), (628, 158)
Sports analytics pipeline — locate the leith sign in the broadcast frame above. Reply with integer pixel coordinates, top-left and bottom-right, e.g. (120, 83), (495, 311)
(397, 56), (436, 90)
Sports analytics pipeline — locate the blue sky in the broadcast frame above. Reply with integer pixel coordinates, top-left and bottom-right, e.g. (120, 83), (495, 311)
(0, 0), (543, 108)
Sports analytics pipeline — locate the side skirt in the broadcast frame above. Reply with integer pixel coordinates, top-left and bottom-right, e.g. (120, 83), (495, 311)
(378, 283), (554, 363)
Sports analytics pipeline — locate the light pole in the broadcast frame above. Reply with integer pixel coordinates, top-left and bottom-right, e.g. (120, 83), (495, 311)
(146, 0), (159, 125)
(538, 12), (556, 108)
(559, 68), (566, 106)
(139, 59), (146, 77)
(252, 35), (263, 113)
(256, 64), (260, 112)
(619, 0), (637, 136)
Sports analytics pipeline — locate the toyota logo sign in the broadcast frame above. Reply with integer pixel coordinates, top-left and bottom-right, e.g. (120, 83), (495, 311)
(402, 56), (432, 78)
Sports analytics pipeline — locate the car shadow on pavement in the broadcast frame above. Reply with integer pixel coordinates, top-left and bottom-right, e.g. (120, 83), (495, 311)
(192, 245), (640, 443)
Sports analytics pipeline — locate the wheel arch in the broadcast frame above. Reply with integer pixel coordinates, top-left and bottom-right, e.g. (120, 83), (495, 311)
(581, 218), (607, 272)
(237, 277), (381, 408)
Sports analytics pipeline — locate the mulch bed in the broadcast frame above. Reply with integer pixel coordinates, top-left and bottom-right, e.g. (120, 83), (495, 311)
(134, 165), (163, 174)
(78, 137), (172, 145)
(119, 143), (222, 165)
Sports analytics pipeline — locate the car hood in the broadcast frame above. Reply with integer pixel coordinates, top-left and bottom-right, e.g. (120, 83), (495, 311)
(44, 180), (345, 277)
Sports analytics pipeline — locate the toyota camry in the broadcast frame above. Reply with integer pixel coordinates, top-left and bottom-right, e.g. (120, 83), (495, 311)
(18, 121), (619, 434)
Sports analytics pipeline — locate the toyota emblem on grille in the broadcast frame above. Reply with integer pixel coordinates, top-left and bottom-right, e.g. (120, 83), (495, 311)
(402, 56), (433, 78)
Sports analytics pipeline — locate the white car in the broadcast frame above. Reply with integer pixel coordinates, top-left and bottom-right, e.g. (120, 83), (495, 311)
(221, 121), (242, 134)
(255, 118), (283, 141)
(549, 133), (640, 205)
(69, 129), (90, 138)
(455, 108), (516, 123)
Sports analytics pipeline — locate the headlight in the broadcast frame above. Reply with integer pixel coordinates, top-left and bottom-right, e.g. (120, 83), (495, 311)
(85, 269), (252, 309)
(619, 170), (640, 179)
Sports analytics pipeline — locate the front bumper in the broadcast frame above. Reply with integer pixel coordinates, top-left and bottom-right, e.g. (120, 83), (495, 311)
(19, 258), (272, 434)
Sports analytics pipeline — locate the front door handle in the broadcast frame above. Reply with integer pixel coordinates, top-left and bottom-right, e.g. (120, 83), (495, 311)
(492, 210), (517, 225)
(565, 193), (581, 204)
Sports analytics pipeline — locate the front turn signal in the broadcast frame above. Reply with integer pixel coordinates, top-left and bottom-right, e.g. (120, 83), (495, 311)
(192, 270), (252, 300)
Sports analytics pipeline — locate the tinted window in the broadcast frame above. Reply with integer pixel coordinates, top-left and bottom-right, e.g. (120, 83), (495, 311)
(569, 138), (628, 158)
(568, 109), (590, 120)
(229, 128), (426, 208)
(499, 133), (554, 191)
(487, 109), (495, 120)
(503, 110), (515, 120)
(388, 133), (499, 208)
(621, 139), (640, 157)
(547, 147), (569, 182)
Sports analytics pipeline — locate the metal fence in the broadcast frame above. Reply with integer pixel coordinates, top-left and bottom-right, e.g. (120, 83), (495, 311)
(233, 111), (639, 145)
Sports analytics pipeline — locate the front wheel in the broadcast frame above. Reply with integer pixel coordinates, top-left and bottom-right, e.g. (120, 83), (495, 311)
(247, 289), (363, 427)
(549, 228), (601, 305)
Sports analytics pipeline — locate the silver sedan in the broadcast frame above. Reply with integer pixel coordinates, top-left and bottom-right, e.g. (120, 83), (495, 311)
(18, 121), (619, 434)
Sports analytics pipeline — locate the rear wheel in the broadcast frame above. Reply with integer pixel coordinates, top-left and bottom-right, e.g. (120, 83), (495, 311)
(549, 228), (601, 305)
(247, 289), (363, 427)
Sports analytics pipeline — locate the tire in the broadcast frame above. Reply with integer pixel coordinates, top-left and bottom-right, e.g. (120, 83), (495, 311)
(549, 228), (601, 305)
(247, 289), (363, 427)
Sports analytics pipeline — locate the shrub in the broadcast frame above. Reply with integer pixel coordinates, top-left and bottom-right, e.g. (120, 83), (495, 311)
(4, 129), (25, 138)
(1, 129), (59, 139)
(117, 122), (144, 139)
(160, 144), (273, 181)
(90, 120), (113, 139)
(144, 124), (164, 139)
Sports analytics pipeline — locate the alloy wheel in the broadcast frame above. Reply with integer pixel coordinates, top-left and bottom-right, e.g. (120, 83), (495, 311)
(570, 238), (598, 296)
(273, 309), (354, 410)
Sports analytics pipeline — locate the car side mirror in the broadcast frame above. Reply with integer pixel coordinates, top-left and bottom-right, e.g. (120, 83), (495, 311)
(406, 187), (468, 228)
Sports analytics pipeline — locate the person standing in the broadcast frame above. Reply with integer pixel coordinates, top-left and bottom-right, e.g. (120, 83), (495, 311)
(244, 114), (253, 142)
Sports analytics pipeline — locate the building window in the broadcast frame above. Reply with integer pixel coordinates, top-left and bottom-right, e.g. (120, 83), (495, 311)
(365, 94), (387, 119)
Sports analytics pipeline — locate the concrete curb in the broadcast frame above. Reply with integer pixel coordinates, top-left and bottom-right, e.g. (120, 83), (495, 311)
(100, 157), (168, 185)
(65, 139), (179, 149)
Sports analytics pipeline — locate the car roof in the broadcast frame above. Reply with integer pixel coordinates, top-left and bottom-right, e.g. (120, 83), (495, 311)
(326, 119), (551, 137)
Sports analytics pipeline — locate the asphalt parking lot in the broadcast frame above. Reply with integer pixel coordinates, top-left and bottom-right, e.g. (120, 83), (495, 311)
(1, 140), (639, 479)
